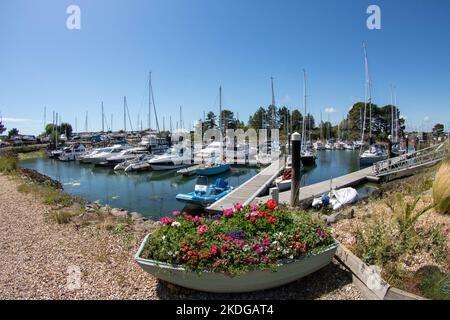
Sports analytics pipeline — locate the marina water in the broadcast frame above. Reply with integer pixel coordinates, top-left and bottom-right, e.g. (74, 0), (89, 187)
(21, 150), (368, 219)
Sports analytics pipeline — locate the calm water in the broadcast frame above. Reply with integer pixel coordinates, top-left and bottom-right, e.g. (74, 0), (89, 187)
(20, 150), (363, 219)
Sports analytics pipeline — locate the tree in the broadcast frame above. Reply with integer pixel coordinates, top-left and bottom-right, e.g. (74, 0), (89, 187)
(0, 120), (6, 134)
(248, 107), (267, 130)
(220, 110), (236, 130)
(204, 111), (217, 130)
(433, 123), (444, 138)
(60, 123), (73, 138)
(291, 110), (303, 132)
(8, 128), (19, 138)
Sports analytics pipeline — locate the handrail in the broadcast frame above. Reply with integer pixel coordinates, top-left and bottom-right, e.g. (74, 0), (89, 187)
(372, 141), (449, 177)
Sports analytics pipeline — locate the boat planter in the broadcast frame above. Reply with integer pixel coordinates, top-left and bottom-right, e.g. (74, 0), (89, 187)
(135, 234), (338, 293)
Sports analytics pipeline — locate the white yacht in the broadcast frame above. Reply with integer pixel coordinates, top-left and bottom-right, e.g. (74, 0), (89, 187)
(89, 145), (130, 165)
(59, 144), (87, 161)
(104, 147), (148, 167)
(194, 141), (224, 163)
(139, 134), (170, 154)
(149, 146), (192, 171)
(359, 144), (388, 166)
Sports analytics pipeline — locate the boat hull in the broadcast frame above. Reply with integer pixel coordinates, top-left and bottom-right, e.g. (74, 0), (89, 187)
(300, 156), (316, 166)
(195, 164), (231, 176)
(150, 163), (191, 171)
(359, 155), (387, 166)
(135, 234), (338, 293)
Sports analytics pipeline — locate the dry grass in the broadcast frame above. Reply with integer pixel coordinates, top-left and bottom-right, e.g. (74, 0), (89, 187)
(331, 166), (450, 299)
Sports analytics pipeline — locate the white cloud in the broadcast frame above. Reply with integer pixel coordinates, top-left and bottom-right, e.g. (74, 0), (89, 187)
(324, 107), (337, 113)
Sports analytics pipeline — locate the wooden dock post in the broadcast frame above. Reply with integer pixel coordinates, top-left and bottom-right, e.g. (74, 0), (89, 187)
(388, 135), (393, 159)
(290, 132), (301, 207)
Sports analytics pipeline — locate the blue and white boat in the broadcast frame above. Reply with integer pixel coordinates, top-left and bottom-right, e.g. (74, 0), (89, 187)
(176, 177), (233, 207)
(195, 163), (231, 176)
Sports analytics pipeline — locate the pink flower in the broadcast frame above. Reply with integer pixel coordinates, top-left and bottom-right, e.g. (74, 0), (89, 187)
(250, 204), (259, 211)
(248, 257), (255, 263)
(234, 203), (244, 211)
(192, 216), (200, 224)
(159, 217), (174, 225)
(197, 224), (209, 235)
(211, 245), (218, 255)
(262, 257), (269, 263)
(223, 209), (234, 217)
(172, 211), (181, 216)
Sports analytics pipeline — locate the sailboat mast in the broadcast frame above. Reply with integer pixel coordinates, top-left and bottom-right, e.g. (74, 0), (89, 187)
(148, 72), (152, 131)
(123, 96), (126, 132)
(271, 76), (276, 129)
(149, 73), (160, 133)
(363, 42), (372, 139)
(101, 101), (104, 132)
(219, 86), (222, 135)
(302, 69), (307, 145)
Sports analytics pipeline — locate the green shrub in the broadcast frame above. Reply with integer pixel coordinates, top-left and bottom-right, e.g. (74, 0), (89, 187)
(49, 210), (74, 224)
(416, 266), (450, 300)
(0, 152), (18, 173)
(433, 157), (450, 214)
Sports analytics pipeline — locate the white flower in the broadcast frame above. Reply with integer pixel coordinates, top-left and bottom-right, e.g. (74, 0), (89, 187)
(162, 235), (166, 240)
(171, 221), (181, 227)
(289, 255), (294, 259)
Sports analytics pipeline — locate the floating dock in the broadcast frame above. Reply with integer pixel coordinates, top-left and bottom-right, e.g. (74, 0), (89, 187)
(206, 158), (285, 214)
(257, 166), (374, 206)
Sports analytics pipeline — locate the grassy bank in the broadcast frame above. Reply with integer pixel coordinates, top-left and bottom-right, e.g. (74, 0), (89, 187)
(331, 165), (449, 300)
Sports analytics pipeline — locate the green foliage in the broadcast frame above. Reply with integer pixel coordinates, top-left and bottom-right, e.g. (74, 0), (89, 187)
(17, 182), (74, 207)
(7, 128), (19, 138)
(416, 266), (450, 300)
(140, 201), (334, 276)
(49, 210), (74, 224)
(0, 152), (18, 173)
(17, 150), (46, 160)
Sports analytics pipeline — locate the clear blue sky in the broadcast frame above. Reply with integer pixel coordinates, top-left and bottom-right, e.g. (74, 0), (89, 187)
(1, 0), (449, 135)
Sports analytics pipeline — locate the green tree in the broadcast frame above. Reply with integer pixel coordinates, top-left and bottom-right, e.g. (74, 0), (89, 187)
(60, 123), (73, 138)
(291, 110), (303, 132)
(248, 107), (267, 129)
(8, 128), (18, 138)
(204, 111), (217, 130)
(433, 124), (445, 138)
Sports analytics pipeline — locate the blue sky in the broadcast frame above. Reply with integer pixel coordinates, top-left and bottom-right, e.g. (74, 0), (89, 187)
(1, 0), (449, 135)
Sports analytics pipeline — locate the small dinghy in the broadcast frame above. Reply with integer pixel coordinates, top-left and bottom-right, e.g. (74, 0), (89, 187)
(176, 177), (233, 207)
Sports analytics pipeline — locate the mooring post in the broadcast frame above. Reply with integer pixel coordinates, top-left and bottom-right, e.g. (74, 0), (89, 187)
(290, 132), (301, 207)
(405, 135), (409, 154)
(388, 135), (393, 159)
(269, 187), (279, 206)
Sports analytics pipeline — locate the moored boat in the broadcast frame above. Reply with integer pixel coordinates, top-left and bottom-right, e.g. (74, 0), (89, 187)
(175, 177), (233, 207)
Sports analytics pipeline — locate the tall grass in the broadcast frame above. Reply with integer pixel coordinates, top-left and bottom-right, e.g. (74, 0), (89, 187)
(432, 155), (450, 214)
(0, 152), (18, 173)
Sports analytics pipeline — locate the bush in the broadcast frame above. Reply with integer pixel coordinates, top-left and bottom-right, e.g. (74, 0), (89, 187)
(49, 210), (74, 224)
(0, 152), (18, 173)
(140, 200), (335, 276)
(432, 156), (450, 214)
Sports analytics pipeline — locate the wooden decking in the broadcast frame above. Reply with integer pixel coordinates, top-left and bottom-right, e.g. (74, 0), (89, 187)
(257, 166), (374, 206)
(206, 158), (285, 213)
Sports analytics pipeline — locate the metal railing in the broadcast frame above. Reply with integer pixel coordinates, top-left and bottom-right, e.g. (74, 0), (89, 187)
(372, 140), (449, 177)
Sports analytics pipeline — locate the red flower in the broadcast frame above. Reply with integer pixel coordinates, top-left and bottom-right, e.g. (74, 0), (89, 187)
(181, 246), (189, 253)
(267, 217), (276, 224)
(267, 199), (277, 210)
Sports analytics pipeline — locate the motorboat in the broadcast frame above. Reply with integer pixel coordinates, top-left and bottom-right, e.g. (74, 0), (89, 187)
(89, 144), (130, 165)
(391, 143), (407, 157)
(149, 145), (192, 171)
(103, 147), (149, 167)
(194, 141), (224, 163)
(314, 141), (326, 151)
(139, 134), (170, 154)
(79, 148), (106, 163)
(59, 144), (87, 161)
(123, 155), (154, 172)
(359, 144), (388, 166)
(175, 177), (233, 207)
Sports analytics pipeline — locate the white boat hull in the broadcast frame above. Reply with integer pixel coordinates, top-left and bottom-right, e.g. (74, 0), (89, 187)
(135, 234), (338, 293)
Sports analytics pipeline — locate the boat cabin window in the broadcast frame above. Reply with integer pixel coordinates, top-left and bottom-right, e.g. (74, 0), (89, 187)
(196, 176), (208, 186)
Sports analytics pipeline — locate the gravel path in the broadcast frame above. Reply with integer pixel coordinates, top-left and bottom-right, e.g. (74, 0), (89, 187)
(0, 174), (362, 300)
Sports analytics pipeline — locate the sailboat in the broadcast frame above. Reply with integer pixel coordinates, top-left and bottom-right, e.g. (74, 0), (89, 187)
(300, 70), (317, 166)
(359, 43), (388, 167)
(390, 87), (406, 157)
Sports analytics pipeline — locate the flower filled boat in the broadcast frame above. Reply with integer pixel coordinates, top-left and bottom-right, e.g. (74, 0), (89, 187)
(175, 177), (233, 207)
(135, 199), (337, 293)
